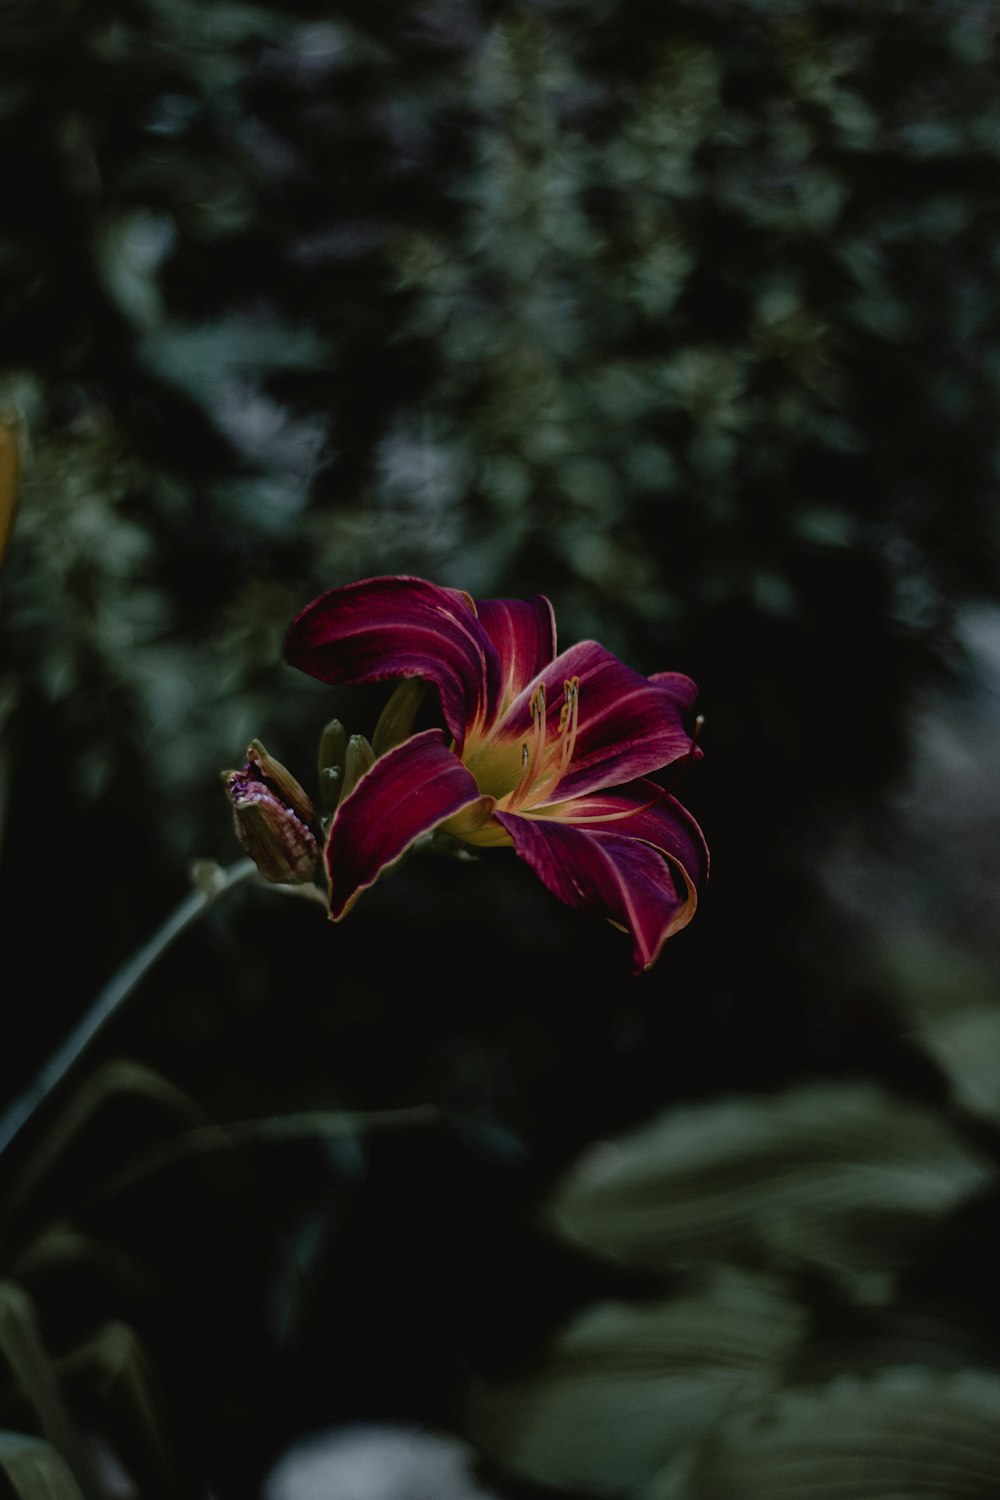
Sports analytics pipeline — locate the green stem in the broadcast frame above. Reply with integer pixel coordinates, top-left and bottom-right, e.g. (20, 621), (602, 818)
(0, 859), (258, 1161)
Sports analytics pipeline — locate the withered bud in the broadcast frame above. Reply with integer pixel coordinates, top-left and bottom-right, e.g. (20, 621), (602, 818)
(245, 741), (317, 826)
(222, 743), (321, 884)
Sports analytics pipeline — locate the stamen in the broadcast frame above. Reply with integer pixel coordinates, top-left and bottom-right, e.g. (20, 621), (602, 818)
(506, 684), (549, 811)
(506, 740), (532, 809)
(558, 676), (580, 774)
(530, 681), (547, 740)
(523, 683), (548, 797)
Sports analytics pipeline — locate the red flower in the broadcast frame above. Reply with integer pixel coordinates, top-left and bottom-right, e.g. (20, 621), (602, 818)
(284, 576), (707, 972)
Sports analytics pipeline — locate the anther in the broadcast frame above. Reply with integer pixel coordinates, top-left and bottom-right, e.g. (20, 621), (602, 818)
(558, 676), (581, 773)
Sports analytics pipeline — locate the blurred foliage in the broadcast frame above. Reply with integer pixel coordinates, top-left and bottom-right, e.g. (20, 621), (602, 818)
(2, 0), (1000, 1495)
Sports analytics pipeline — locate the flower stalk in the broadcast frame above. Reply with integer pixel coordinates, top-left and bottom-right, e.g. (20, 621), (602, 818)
(0, 860), (260, 1160)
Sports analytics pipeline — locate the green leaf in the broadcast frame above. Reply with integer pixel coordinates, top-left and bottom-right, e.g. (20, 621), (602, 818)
(3, 1061), (211, 1226)
(0, 1284), (101, 1500)
(97, 1105), (440, 1198)
(870, 931), (1000, 1126)
(465, 1270), (805, 1495)
(546, 1082), (994, 1303)
(920, 1007), (1000, 1125)
(0, 1432), (87, 1500)
(643, 1368), (1000, 1499)
(57, 1322), (181, 1500)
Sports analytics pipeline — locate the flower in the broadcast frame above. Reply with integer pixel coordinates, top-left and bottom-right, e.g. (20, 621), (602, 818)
(284, 576), (708, 972)
(222, 740), (322, 885)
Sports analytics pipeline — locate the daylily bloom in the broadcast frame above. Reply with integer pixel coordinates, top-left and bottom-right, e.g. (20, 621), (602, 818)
(284, 576), (707, 972)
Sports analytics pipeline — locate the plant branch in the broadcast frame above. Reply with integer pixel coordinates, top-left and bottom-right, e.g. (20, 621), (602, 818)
(0, 859), (260, 1161)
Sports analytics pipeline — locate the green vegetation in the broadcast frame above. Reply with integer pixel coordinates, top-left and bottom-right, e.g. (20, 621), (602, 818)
(2, 2), (1000, 1495)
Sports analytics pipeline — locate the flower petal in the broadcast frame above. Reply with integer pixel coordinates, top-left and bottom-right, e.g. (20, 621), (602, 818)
(648, 670), (700, 713)
(324, 728), (494, 919)
(473, 595), (557, 715)
(539, 781), (709, 891)
(495, 795), (702, 973)
(284, 576), (503, 751)
(496, 641), (699, 801)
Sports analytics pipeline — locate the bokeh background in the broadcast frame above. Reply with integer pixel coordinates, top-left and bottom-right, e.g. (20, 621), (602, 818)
(2, 1), (1000, 1497)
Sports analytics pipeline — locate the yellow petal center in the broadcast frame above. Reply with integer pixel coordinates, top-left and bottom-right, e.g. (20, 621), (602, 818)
(462, 676), (581, 816)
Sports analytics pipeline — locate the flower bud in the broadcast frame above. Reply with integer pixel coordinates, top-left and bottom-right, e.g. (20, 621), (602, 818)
(245, 741), (317, 827)
(371, 678), (425, 756)
(222, 744), (321, 884)
(341, 734), (375, 800)
(318, 719), (348, 811)
(317, 765), (341, 809)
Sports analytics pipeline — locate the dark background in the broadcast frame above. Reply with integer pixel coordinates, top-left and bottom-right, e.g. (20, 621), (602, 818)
(2, 2), (1000, 1497)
